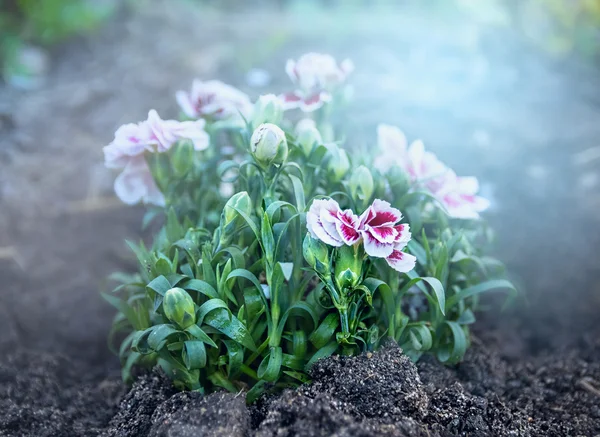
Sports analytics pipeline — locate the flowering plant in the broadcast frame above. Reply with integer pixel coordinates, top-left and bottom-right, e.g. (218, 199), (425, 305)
(103, 53), (516, 400)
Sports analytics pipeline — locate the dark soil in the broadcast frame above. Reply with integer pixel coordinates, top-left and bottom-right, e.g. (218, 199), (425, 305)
(2, 1), (600, 436)
(6, 337), (593, 437)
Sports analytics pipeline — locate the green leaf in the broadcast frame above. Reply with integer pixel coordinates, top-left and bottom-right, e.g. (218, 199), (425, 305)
(155, 255), (172, 277)
(181, 279), (219, 300)
(146, 275), (172, 297)
(407, 240), (427, 266)
(401, 275), (445, 316)
(437, 321), (468, 364)
(445, 279), (517, 311)
(408, 325), (433, 351)
(246, 380), (268, 404)
(362, 278), (396, 331)
(229, 205), (261, 243)
(121, 351), (142, 383)
(306, 340), (338, 369)
(223, 340), (244, 378)
(131, 327), (153, 354)
(201, 244), (217, 289)
(198, 299), (257, 352)
(196, 299), (230, 324)
(257, 346), (283, 382)
(265, 201), (297, 222)
(166, 207), (183, 242)
(183, 340), (207, 370)
(261, 212), (275, 266)
(283, 370), (311, 384)
(147, 324), (180, 351)
(288, 173), (306, 212)
(275, 302), (319, 342)
(185, 324), (218, 348)
(227, 269), (272, 325)
(309, 313), (339, 349)
(456, 309), (476, 325)
(292, 330), (307, 358)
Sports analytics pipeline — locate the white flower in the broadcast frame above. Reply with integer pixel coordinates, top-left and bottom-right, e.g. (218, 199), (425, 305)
(176, 79), (253, 120)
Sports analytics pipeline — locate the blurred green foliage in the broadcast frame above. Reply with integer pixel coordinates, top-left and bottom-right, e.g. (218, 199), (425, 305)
(0, 0), (115, 82)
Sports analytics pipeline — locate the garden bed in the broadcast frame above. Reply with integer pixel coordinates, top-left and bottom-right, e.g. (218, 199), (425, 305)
(2, 2), (600, 437)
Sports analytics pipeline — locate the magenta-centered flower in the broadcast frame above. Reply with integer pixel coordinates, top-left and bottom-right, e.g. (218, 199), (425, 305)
(103, 110), (209, 205)
(280, 53), (353, 112)
(307, 199), (361, 247)
(307, 198), (415, 273)
(176, 79), (253, 121)
(376, 124), (490, 220)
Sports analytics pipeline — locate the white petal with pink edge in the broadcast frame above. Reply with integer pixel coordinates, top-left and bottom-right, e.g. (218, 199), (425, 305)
(361, 230), (394, 258)
(385, 249), (416, 273)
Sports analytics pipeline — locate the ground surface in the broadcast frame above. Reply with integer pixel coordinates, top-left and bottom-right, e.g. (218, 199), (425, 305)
(1, 1), (599, 436)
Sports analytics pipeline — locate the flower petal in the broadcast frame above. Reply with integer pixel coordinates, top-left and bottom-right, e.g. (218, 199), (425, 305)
(365, 225), (397, 244)
(114, 157), (164, 206)
(366, 199), (402, 227)
(335, 210), (361, 245)
(307, 199), (344, 246)
(176, 90), (198, 118)
(361, 230), (394, 258)
(393, 224), (412, 248)
(385, 250), (416, 273)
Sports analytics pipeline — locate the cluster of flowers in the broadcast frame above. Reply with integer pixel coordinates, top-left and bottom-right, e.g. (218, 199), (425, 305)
(103, 110), (209, 206)
(103, 51), (514, 395)
(307, 198), (416, 273)
(104, 52), (489, 223)
(375, 125), (490, 220)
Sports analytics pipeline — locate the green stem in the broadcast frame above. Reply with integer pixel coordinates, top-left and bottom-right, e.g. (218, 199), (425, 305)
(240, 363), (258, 380)
(245, 338), (270, 367)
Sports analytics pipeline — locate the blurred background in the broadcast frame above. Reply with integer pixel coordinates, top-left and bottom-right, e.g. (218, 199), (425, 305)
(1, 0), (599, 368)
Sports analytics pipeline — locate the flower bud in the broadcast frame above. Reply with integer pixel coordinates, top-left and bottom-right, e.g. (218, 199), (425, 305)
(164, 287), (196, 329)
(220, 191), (252, 245)
(295, 119), (322, 156)
(387, 165), (411, 199)
(171, 140), (194, 176)
(252, 94), (284, 126)
(303, 234), (330, 277)
(349, 165), (374, 203)
(250, 123), (288, 168)
(334, 244), (363, 290)
(325, 144), (350, 182)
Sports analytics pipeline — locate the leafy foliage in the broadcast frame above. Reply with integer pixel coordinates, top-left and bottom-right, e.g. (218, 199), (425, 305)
(103, 56), (516, 400)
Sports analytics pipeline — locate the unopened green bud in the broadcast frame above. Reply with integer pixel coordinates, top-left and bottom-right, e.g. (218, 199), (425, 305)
(295, 119), (322, 156)
(387, 165), (411, 199)
(303, 234), (330, 277)
(223, 191), (251, 226)
(334, 244), (363, 290)
(325, 144), (350, 182)
(250, 123), (288, 169)
(164, 287), (196, 329)
(220, 191), (252, 245)
(349, 165), (374, 203)
(172, 140), (194, 176)
(252, 94), (284, 127)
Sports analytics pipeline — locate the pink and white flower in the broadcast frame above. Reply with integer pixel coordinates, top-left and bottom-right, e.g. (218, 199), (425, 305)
(306, 197), (415, 273)
(113, 156), (165, 206)
(103, 110), (209, 205)
(280, 53), (353, 112)
(376, 124), (446, 181)
(176, 79), (253, 120)
(429, 171), (491, 220)
(358, 199), (415, 272)
(376, 123), (490, 220)
(307, 199), (361, 247)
